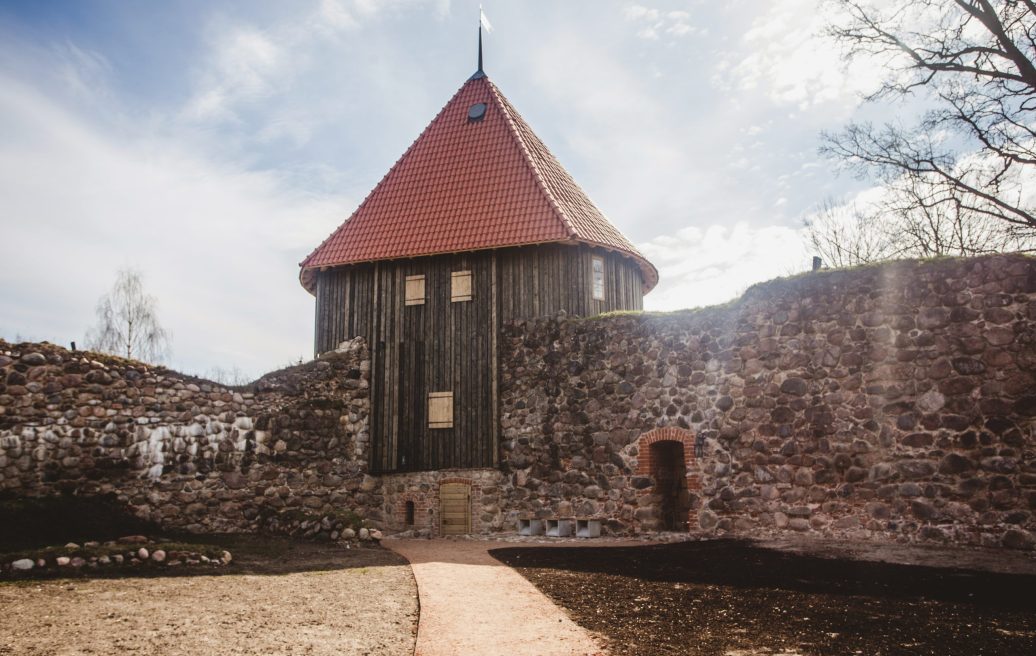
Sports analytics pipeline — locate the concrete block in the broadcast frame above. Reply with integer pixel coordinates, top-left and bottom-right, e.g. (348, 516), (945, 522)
(518, 518), (544, 536)
(576, 518), (601, 538)
(545, 518), (573, 537)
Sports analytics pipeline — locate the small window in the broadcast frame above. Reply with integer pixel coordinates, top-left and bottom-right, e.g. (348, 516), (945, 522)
(405, 275), (425, 306)
(451, 270), (472, 302)
(405, 501), (415, 526)
(428, 391), (453, 429)
(591, 256), (605, 301)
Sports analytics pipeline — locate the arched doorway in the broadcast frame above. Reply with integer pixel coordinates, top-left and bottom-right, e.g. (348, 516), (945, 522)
(635, 427), (700, 532)
(650, 440), (691, 531)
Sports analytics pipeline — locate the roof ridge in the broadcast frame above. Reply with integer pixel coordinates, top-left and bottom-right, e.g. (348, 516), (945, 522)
(485, 79), (578, 240)
(298, 80), (471, 271)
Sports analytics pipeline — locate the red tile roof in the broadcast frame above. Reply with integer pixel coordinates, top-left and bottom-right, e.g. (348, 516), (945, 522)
(299, 74), (657, 293)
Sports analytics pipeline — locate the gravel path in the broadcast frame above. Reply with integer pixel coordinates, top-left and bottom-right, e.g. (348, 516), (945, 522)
(386, 539), (614, 656)
(0, 539), (418, 656)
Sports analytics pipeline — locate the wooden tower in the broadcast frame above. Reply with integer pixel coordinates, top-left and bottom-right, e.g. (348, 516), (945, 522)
(299, 61), (657, 474)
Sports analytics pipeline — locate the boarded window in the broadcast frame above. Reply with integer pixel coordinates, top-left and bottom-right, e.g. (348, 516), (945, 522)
(592, 256), (605, 300)
(405, 275), (425, 306)
(428, 392), (453, 428)
(451, 270), (472, 302)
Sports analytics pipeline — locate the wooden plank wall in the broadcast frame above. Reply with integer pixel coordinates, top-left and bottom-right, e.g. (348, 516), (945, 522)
(496, 245), (644, 322)
(311, 244), (645, 473)
(369, 253), (496, 473)
(313, 263), (376, 354)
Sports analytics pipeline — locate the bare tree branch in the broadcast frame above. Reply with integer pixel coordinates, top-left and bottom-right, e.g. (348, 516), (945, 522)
(823, 1), (1036, 235)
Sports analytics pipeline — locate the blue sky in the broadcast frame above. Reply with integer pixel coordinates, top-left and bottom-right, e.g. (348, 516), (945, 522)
(0, 0), (895, 378)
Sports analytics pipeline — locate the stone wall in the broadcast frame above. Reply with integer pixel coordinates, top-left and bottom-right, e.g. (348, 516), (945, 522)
(0, 337), (378, 537)
(498, 254), (1036, 549)
(3, 254), (1035, 549)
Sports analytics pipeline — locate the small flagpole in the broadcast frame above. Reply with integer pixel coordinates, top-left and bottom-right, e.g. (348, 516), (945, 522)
(472, 4), (490, 79)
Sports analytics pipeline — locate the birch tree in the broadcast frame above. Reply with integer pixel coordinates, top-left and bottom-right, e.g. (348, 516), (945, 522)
(86, 269), (169, 363)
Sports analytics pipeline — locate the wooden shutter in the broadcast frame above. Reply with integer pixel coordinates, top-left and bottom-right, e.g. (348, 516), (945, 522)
(451, 270), (472, 302)
(405, 275), (425, 306)
(428, 391), (453, 428)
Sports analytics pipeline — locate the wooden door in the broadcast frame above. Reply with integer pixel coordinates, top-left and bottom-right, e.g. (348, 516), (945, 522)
(439, 483), (471, 535)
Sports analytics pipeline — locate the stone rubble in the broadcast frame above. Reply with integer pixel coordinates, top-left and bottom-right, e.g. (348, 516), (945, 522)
(1, 537), (232, 578)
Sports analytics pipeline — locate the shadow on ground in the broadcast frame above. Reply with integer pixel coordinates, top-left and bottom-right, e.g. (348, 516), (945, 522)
(1, 495), (404, 581)
(491, 539), (1036, 656)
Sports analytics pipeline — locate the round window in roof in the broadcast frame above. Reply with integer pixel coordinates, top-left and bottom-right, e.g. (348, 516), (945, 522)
(467, 102), (487, 122)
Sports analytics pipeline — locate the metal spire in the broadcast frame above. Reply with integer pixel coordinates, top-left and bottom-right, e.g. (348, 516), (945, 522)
(470, 26), (486, 79)
(470, 6), (488, 80)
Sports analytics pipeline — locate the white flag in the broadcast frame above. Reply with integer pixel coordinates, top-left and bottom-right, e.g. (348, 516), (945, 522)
(480, 6), (493, 33)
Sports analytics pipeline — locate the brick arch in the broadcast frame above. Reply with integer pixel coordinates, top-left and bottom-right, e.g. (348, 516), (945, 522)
(440, 477), (475, 486)
(635, 427), (701, 491)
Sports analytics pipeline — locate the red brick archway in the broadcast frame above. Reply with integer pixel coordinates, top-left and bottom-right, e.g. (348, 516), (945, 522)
(635, 427), (701, 531)
(635, 427), (701, 491)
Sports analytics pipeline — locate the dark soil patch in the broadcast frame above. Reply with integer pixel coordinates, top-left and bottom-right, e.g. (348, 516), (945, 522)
(1, 494), (399, 580)
(184, 533), (403, 575)
(0, 494), (156, 551)
(491, 539), (1036, 656)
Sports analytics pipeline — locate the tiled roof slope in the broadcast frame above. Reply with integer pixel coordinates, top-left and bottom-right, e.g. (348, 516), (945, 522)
(299, 74), (657, 293)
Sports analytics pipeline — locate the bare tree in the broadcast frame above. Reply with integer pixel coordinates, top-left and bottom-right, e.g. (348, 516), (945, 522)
(821, 0), (1036, 239)
(807, 177), (1034, 267)
(86, 269), (169, 363)
(206, 365), (251, 386)
(806, 198), (900, 267)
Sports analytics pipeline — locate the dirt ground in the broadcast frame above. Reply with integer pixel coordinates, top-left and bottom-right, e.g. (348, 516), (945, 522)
(0, 536), (418, 656)
(491, 538), (1036, 656)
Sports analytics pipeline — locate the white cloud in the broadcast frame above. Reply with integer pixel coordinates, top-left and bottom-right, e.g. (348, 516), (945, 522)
(55, 42), (114, 103)
(624, 5), (660, 21)
(0, 73), (349, 378)
(624, 3), (700, 40)
(183, 26), (291, 123)
(182, 0), (450, 126)
(525, 33), (719, 242)
(717, 0), (884, 109)
(640, 222), (810, 311)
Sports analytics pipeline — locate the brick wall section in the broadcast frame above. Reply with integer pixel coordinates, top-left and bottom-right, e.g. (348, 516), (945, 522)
(395, 492), (433, 532)
(499, 254), (1036, 548)
(381, 468), (505, 537)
